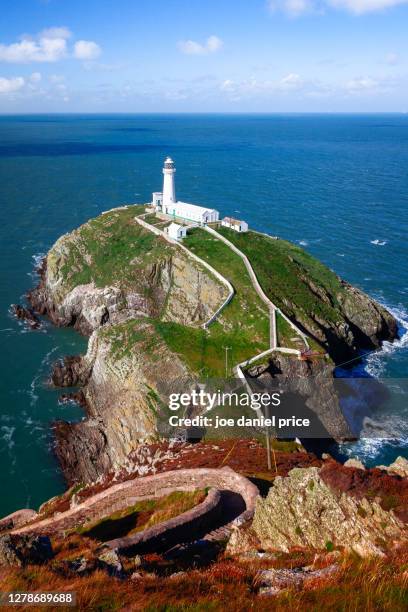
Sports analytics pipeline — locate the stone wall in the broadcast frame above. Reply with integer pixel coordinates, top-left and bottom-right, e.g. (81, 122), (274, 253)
(105, 488), (223, 555)
(12, 468), (259, 539)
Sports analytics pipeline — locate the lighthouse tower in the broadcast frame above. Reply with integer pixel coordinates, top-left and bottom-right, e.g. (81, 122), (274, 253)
(162, 157), (176, 209)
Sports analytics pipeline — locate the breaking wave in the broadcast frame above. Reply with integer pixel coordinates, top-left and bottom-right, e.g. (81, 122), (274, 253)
(364, 304), (408, 378)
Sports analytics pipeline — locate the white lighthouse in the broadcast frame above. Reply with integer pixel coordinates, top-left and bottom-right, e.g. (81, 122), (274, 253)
(151, 157), (220, 224)
(162, 157), (176, 208)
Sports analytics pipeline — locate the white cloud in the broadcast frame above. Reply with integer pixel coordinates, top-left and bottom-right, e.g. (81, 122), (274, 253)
(39, 26), (72, 40)
(345, 76), (380, 92)
(73, 40), (101, 60)
(385, 52), (399, 65)
(29, 72), (42, 83)
(267, 0), (408, 15)
(328, 0), (408, 13)
(278, 72), (304, 90)
(0, 76), (25, 94)
(219, 72), (392, 100)
(268, 0), (317, 16)
(0, 36), (67, 63)
(0, 27), (101, 63)
(178, 35), (223, 55)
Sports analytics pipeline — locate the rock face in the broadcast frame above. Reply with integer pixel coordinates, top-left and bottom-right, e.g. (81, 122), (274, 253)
(377, 456), (408, 478)
(26, 208), (229, 483)
(252, 466), (407, 556)
(248, 353), (353, 440)
(28, 208), (227, 335)
(297, 279), (398, 364)
(54, 321), (196, 484)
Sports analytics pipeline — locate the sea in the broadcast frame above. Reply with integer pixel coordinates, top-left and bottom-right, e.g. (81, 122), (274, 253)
(0, 114), (407, 517)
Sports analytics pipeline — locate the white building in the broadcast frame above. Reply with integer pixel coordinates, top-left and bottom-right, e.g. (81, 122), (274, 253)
(152, 157), (219, 225)
(166, 222), (187, 241)
(221, 217), (249, 233)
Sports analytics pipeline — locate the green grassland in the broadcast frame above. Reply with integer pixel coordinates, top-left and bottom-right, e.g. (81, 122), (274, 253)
(55, 205), (174, 292)
(56, 207), (340, 377)
(216, 227), (347, 330)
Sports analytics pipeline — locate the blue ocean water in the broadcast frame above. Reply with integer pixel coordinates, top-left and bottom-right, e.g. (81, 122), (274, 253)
(0, 114), (407, 516)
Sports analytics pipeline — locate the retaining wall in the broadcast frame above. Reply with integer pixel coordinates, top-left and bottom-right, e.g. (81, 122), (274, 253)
(105, 488), (224, 555)
(134, 217), (234, 329)
(12, 468), (259, 538)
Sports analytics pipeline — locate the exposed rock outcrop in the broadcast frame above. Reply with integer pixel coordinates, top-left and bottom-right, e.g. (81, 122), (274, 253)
(54, 322), (196, 484)
(247, 352), (353, 440)
(11, 304), (41, 329)
(252, 466), (407, 556)
(0, 534), (53, 567)
(28, 208), (228, 335)
(377, 456), (408, 478)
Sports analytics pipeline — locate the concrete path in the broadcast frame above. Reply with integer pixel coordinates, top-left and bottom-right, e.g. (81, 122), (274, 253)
(134, 216), (234, 330)
(204, 226), (309, 352)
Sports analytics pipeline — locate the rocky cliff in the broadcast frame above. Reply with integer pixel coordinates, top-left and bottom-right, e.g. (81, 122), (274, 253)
(53, 321), (195, 484)
(217, 228), (398, 363)
(29, 206), (227, 335)
(25, 205), (399, 484)
(28, 207), (231, 483)
(251, 465), (407, 556)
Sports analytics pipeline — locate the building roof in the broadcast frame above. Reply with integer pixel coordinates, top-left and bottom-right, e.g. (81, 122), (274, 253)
(167, 222), (184, 231)
(173, 201), (218, 215)
(222, 216), (244, 226)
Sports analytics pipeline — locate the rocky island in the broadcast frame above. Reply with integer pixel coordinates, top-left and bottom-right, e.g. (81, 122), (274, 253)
(22, 202), (397, 483)
(2, 200), (407, 610)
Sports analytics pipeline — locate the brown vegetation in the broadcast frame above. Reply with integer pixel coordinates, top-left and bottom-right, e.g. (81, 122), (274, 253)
(0, 542), (407, 611)
(320, 461), (408, 522)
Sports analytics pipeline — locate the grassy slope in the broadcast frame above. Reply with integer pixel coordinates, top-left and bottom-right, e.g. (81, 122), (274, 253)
(216, 227), (347, 330)
(56, 205), (174, 293)
(55, 209), (340, 377)
(2, 541), (407, 611)
(77, 490), (206, 542)
(99, 223), (274, 378)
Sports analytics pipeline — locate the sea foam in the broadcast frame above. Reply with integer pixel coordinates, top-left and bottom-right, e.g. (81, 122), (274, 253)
(364, 303), (408, 378)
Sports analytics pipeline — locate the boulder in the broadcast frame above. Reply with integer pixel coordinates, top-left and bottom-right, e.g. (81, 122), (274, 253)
(256, 564), (339, 596)
(377, 456), (408, 478)
(344, 458), (366, 470)
(252, 466), (407, 556)
(97, 549), (123, 576)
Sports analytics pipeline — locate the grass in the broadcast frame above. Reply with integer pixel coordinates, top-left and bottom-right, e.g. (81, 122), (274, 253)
(77, 490), (206, 542)
(54, 205), (174, 294)
(276, 312), (305, 350)
(215, 227), (348, 332)
(1, 544), (407, 611)
(182, 227), (270, 374)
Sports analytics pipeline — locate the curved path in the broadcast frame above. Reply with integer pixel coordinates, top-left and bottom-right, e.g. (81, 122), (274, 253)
(135, 215), (234, 329)
(134, 210), (311, 395)
(8, 468), (258, 550)
(204, 225), (309, 352)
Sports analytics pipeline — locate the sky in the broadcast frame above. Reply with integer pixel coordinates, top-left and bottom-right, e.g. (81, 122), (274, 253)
(0, 0), (408, 112)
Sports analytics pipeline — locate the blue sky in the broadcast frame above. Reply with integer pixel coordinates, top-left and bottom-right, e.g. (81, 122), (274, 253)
(0, 0), (408, 112)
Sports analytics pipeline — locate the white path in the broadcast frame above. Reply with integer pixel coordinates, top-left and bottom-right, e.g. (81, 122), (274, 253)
(203, 226), (309, 352)
(134, 211), (310, 385)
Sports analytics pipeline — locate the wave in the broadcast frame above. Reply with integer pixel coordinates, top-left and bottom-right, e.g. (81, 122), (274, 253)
(364, 303), (408, 378)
